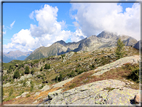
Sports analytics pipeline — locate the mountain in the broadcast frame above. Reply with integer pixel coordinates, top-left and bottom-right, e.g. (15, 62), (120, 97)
(25, 31), (138, 60)
(134, 40), (142, 50)
(3, 50), (32, 63)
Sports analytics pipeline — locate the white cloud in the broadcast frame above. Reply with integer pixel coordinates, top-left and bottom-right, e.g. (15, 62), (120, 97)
(71, 3), (140, 40)
(10, 20), (15, 28)
(4, 4), (72, 52)
(71, 29), (86, 42)
(29, 11), (35, 19)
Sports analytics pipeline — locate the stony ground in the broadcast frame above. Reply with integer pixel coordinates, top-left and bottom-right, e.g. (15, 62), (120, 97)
(92, 55), (139, 76)
(38, 79), (140, 106)
(36, 55), (141, 106)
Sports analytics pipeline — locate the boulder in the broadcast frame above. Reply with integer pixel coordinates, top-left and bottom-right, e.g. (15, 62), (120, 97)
(41, 85), (50, 92)
(134, 94), (141, 104)
(48, 89), (62, 100)
(15, 64), (18, 67)
(21, 92), (29, 97)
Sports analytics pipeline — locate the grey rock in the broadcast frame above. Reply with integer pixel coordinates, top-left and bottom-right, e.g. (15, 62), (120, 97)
(92, 55), (139, 76)
(41, 79), (140, 105)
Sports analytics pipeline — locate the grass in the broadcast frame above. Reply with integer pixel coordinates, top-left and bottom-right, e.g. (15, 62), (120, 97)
(63, 63), (140, 91)
(104, 87), (115, 92)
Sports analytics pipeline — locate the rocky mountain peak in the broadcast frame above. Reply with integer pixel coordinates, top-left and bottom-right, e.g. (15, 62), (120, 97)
(97, 30), (118, 39)
(55, 40), (66, 45)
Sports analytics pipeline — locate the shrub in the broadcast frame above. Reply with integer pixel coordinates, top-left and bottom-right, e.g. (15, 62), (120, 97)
(89, 64), (95, 70)
(40, 67), (43, 71)
(9, 87), (13, 96)
(44, 64), (50, 69)
(127, 67), (139, 83)
(30, 81), (34, 92)
(31, 69), (35, 75)
(21, 64), (24, 67)
(13, 70), (20, 79)
(31, 62), (34, 67)
(61, 54), (65, 59)
(21, 72), (24, 76)
(26, 94), (30, 97)
(55, 76), (58, 82)
(23, 80), (26, 87)
(67, 71), (76, 77)
(25, 66), (30, 74)
(9, 65), (13, 70)
(37, 75), (42, 78)
(58, 73), (63, 82)
(7, 69), (12, 74)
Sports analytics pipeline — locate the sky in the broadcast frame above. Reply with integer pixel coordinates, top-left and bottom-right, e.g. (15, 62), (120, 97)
(2, 1), (141, 53)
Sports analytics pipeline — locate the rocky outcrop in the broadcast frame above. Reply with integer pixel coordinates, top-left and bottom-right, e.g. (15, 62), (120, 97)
(39, 79), (140, 105)
(134, 40), (142, 50)
(92, 55), (139, 76)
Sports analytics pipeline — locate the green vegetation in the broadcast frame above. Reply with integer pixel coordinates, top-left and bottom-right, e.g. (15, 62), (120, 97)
(123, 63), (140, 83)
(31, 69), (35, 75)
(40, 67), (43, 71)
(13, 70), (20, 79)
(115, 38), (125, 59)
(58, 73), (63, 82)
(25, 66), (30, 74)
(61, 54), (65, 59)
(9, 87), (14, 96)
(104, 87), (115, 92)
(89, 64), (95, 70)
(44, 64), (50, 69)
(30, 81), (34, 92)
(23, 80), (27, 87)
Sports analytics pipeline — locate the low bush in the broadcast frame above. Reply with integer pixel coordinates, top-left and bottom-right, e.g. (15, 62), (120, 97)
(25, 66), (30, 74)
(13, 70), (20, 79)
(44, 64), (50, 69)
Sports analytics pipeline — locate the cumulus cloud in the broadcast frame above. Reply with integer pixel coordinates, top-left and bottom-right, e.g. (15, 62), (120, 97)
(71, 29), (86, 42)
(10, 20), (15, 28)
(4, 4), (72, 52)
(71, 3), (140, 40)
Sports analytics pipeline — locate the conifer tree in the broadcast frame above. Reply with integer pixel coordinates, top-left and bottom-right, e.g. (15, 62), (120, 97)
(115, 38), (125, 59)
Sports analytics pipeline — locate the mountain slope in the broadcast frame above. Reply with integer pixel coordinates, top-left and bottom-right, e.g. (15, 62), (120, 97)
(3, 50), (32, 63)
(25, 31), (138, 60)
(134, 40), (142, 50)
(2, 46), (140, 105)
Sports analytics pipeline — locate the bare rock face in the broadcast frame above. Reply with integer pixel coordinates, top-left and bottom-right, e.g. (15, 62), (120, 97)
(39, 79), (140, 106)
(134, 40), (142, 50)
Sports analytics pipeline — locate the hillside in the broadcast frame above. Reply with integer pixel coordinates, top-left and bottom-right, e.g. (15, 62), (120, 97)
(2, 46), (141, 105)
(25, 31), (138, 60)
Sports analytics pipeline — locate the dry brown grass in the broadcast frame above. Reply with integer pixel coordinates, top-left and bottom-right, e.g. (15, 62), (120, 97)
(63, 63), (140, 91)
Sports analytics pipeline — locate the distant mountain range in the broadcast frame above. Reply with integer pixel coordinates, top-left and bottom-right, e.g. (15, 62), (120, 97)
(25, 31), (138, 60)
(3, 50), (32, 63)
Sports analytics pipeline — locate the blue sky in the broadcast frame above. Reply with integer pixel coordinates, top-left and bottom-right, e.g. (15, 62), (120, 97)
(3, 2), (140, 52)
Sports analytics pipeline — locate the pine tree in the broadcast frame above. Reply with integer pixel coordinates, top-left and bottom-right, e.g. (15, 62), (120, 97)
(115, 38), (125, 59)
